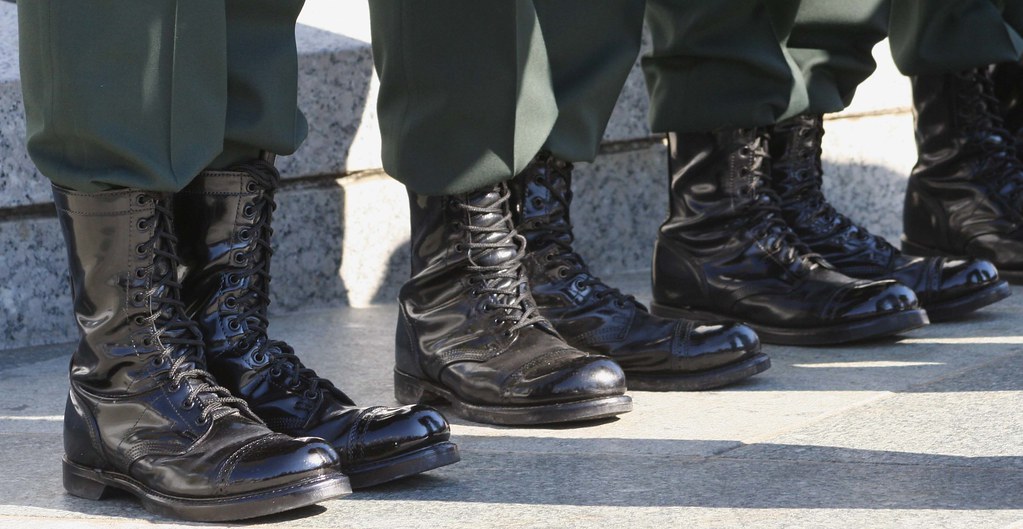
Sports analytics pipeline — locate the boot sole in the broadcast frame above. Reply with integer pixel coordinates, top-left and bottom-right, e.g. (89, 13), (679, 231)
(649, 304), (929, 346)
(393, 370), (633, 426)
(625, 352), (771, 391)
(902, 238), (1023, 285)
(924, 280), (1012, 322)
(345, 442), (461, 489)
(63, 458), (351, 522)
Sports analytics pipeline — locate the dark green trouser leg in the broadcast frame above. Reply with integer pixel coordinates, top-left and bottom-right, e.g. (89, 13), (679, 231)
(786, 1), (889, 115)
(369, 0), (557, 195)
(368, 0), (644, 195)
(19, 0), (305, 192)
(534, 0), (645, 164)
(643, 0), (804, 133)
(889, 0), (1023, 75)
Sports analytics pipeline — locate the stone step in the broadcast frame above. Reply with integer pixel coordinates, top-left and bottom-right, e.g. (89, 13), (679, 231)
(0, 2), (917, 352)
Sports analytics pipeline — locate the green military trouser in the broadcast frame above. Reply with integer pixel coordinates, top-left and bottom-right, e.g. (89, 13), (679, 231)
(368, 0), (646, 195)
(18, 0), (307, 192)
(646, 0), (1023, 133)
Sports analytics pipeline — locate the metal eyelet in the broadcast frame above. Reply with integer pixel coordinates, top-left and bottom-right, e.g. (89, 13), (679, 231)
(135, 194), (150, 206)
(141, 337), (154, 347)
(557, 267), (570, 278)
(534, 175), (544, 184)
(136, 219), (149, 231)
(152, 356), (166, 367)
(168, 382), (181, 392)
(196, 415), (209, 425)
(227, 319), (241, 331)
(224, 297), (237, 309)
(132, 292), (145, 304)
(133, 315), (147, 326)
(252, 351), (268, 365)
(227, 273), (240, 286)
(232, 252), (248, 265)
(135, 244), (148, 255)
(238, 228), (252, 241)
(242, 204), (256, 218)
(502, 330), (513, 338)
(532, 197), (544, 208)
(181, 398), (194, 410)
(303, 389), (319, 400)
(246, 181), (258, 193)
(269, 367), (282, 377)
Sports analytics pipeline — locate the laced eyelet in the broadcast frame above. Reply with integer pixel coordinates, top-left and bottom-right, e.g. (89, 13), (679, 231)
(141, 337), (154, 347)
(168, 381), (181, 392)
(180, 398), (194, 410)
(534, 175), (544, 184)
(246, 181), (258, 193)
(531, 197), (544, 208)
(481, 304), (491, 312)
(224, 297), (237, 309)
(135, 194), (150, 206)
(242, 204), (256, 218)
(227, 273), (240, 286)
(557, 267), (570, 278)
(470, 289), (480, 297)
(227, 319), (241, 331)
(252, 351), (268, 365)
(544, 253), (554, 262)
(152, 356), (166, 367)
(136, 219), (149, 231)
(233, 252), (248, 265)
(269, 367), (282, 377)
(133, 315), (147, 326)
(454, 243), (466, 253)
(132, 292), (145, 304)
(303, 389), (319, 400)
(196, 415), (209, 425)
(135, 244), (148, 255)
(238, 228), (251, 241)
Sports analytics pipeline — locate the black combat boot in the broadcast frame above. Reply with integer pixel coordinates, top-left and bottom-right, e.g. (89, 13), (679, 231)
(53, 186), (349, 522)
(395, 182), (632, 425)
(651, 128), (928, 346)
(769, 114), (1010, 321)
(508, 153), (769, 390)
(904, 68), (1023, 282)
(174, 157), (459, 489)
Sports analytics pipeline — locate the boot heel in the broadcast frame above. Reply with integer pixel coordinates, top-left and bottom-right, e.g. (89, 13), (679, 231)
(63, 461), (111, 500)
(394, 370), (439, 405)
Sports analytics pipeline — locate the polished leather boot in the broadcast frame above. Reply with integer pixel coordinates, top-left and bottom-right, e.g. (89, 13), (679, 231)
(904, 68), (1023, 282)
(53, 186), (349, 522)
(174, 157), (459, 488)
(769, 114), (1010, 321)
(508, 153), (770, 390)
(396, 182), (632, 425)
(651, 128), (928, 345)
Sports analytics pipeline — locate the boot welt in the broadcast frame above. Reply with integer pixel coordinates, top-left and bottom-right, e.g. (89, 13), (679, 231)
(62, 458), (351, 522)
(624, 352), (771, 391)
(344, 442), (461, 489)
(394, 370), (633, 426)
(649, 304), (929, 346)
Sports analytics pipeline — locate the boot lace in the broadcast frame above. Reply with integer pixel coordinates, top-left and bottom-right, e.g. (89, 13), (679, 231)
(457, 187), (546, 334)
(740, 131), (822, 270)
(226, 161), (354, 406)
(772, 119), (895, 260)
(142, 197), (250, 422)
(524, 156), (637, 308)
(957, 68), (1023, 211)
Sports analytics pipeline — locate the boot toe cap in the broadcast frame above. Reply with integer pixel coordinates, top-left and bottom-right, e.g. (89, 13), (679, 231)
(681, 322), (762, 371)
(836, 281), (920, 320)
(348, 405), (452, 464)
(224, 434), (342, 493)
(506, 354), (627, 404)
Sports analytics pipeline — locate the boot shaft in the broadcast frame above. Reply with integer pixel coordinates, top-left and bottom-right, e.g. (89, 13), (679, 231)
(174, 158), (281, 357)
(507, 152), (575, 252)
(54, 187), (190, 393)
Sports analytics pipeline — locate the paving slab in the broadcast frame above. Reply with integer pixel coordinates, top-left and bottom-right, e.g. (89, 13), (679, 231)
(2, 276), (1022, 528)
